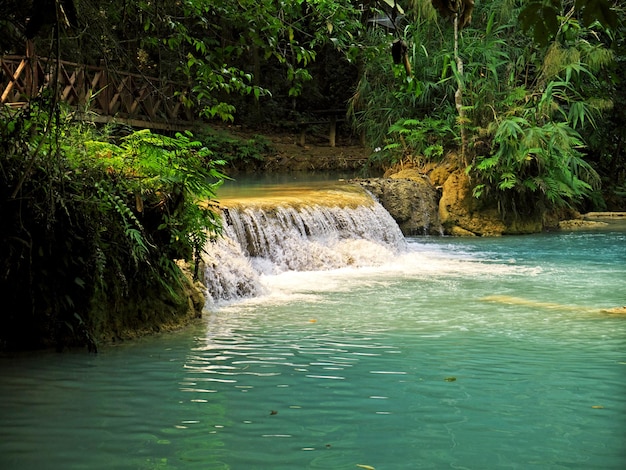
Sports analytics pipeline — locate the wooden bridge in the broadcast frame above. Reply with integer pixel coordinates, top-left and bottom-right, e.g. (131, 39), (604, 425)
(1, 44), (196, 131)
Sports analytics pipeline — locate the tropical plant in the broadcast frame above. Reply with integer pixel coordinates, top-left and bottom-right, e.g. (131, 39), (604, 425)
(348, 15), (458, 162)
(0, 100), (226, 351)
(385, 117), (456, 163)
(351, 0), (617, 213)
(83, 129), (226, 267)
(198, 130), (273, 165)
(467, 4), (614, 213)
(470, 117), (600, 215)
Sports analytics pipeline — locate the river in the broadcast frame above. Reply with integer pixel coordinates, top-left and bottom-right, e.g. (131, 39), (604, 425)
(1, 179), (625, 469)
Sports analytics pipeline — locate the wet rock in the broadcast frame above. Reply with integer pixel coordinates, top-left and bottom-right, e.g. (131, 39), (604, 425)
(437, 169), (543, 236)
(356, 172), (442, 235)
(558, 219), (609, 230)
(176, 260), (206, 318)
(438, 169), (506, 236)
(602, 306), (626, 314)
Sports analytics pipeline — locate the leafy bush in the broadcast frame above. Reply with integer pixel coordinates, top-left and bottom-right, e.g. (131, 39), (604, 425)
(386, 117), (457, 163)
(198, 129), (273, 164)
(0, 101), (225, 351)
(351, 1), (615, 213)
(469, 117), (600, 215)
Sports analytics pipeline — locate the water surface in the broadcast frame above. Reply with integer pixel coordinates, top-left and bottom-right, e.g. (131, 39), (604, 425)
(1, 224), (625, 469)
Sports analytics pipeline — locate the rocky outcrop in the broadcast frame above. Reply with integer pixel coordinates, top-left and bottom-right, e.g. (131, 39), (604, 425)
(437, 169), (545, 236)
(357, 152), (618, 237)
(365, 159), (547, 237)
(356, 170), (442, 235)
(558, 219), (609, 230)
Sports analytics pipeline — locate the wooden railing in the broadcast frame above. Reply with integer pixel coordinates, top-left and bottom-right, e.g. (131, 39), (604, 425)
(1, 48), (197, 131)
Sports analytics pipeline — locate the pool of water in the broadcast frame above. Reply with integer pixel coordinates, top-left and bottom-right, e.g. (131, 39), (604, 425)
(1, 228), (625, 469)
(217, 173), (359, 200)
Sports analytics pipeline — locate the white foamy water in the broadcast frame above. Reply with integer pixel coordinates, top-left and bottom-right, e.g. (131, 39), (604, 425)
(202, 189), (409, 305)
(202, 183), (543, 308)
(203, 198), (541, 308)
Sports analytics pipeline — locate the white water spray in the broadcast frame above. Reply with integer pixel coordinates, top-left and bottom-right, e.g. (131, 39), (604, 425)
(201, 188), (406, 304)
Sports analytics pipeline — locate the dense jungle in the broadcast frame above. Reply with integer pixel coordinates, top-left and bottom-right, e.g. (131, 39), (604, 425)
(1, 0), (624, 351)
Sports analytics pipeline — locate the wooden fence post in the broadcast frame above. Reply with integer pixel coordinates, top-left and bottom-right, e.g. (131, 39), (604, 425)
(98, 59), (110, 115)
(24, 39), (37, 98)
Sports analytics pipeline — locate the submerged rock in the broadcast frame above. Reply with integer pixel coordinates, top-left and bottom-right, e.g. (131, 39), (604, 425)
(602, 306), (626, 314)
(558, 219), (609, 230)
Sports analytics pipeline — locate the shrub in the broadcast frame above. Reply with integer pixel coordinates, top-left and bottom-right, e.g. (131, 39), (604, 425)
(0, 101), (225, 351)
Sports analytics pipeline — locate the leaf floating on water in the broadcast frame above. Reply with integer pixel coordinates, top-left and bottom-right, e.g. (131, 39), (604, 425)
(356, 465), (376, 470)
(270, 410), (278, 415)
(591, 405), (604, 409)
(444, 377), (457, 382)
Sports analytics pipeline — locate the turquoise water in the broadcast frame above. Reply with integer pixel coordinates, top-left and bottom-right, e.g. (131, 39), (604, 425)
(1, 225), (625, 469)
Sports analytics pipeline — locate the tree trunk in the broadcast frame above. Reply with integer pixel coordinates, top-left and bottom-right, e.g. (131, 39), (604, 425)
(454, 13), (468, 166)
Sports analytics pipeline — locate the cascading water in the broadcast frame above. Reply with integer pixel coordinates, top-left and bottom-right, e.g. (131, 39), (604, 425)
(201, 185), (406, 304)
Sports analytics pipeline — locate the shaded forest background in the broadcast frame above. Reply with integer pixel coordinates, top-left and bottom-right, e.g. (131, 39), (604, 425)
(2, 0), (625, 207)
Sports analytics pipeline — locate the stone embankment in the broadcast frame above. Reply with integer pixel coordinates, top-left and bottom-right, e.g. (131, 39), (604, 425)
(357, 172), (442, 235)
(355, 155), (626, 237)
(356, 163), (544, 237)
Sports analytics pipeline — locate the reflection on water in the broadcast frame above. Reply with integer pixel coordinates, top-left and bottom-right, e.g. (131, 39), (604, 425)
(1, 229), (625, 469)
(217, 173), (358, 201)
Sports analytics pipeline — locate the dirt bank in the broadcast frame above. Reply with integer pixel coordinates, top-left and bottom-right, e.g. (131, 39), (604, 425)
(220, 126), (380, 175)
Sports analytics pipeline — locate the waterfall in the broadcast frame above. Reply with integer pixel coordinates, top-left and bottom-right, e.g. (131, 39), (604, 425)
(201, 186), (406, 305)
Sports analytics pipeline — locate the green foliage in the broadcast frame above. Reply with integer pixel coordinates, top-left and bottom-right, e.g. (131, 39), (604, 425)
(386, 117), (456, 161)
(198, 130), (273, 164)
(162, 0), (364, 121)
(463, 5), (613, 212)
(2, 0), (623, 218)
(82, 128), (225, 265)
(520, 0), (618, 45)
(351, 0), (617, 212)
(470, 117), (600, 213)
(348, 24), (458, 163)
(3, 0), (368, 125)
(0, 101), (225, 351)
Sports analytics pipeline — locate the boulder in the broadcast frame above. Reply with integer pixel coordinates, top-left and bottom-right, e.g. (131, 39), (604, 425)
(437, 169), (543, 236)
(438, 169), (506, 236)
(363, 159), (551, 237)
(357, 171), (442, 235)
